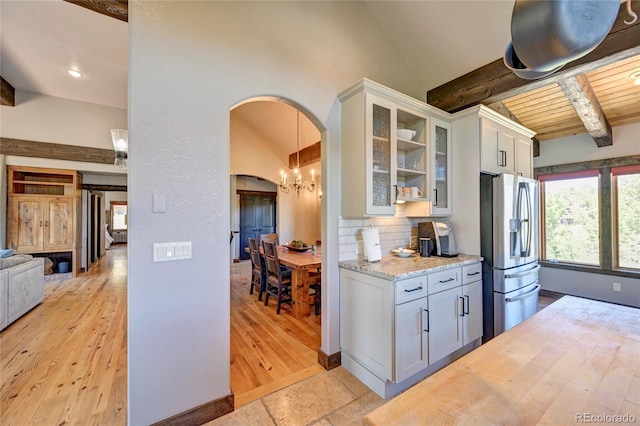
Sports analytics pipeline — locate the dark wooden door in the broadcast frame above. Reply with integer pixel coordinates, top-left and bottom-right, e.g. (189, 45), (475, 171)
(239, 192), (276, 260)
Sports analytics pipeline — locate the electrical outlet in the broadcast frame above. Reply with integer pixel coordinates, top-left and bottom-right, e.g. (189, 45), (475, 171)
(613, 282), (621, 292)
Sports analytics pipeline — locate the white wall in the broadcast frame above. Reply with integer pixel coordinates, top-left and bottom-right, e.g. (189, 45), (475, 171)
(534, 122), (640, 307)
(534, 122), (640, 167)
(1, 90), (128, 176)
(128, 1), (422, 423)
(1, 90), (127, 149)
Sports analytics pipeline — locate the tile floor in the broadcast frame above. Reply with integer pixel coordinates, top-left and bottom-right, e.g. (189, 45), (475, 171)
(210, 291), (565, 425)
(207, 366), (384, 426)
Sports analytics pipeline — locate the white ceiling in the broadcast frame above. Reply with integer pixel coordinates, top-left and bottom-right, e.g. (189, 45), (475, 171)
(0, 1), (516, 153)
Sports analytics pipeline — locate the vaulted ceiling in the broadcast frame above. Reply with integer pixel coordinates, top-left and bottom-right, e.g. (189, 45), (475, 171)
(1, 0), (639, 153)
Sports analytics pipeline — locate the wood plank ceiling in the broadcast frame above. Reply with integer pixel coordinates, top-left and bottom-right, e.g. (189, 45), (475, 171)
(428, 0), (640, 149)
(499, 54), (640, 142)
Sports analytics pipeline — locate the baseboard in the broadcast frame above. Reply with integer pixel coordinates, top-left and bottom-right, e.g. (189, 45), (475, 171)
(318, 350), (341, 370)
(151, 393), (234, 426)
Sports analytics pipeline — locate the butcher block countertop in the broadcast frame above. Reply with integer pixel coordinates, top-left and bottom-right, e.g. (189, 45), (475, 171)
(338, 254), (482, 280)
(366, 296), (640, 425)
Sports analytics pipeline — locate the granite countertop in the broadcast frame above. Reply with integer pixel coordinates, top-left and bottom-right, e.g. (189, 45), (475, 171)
(338, 254), (483, 280)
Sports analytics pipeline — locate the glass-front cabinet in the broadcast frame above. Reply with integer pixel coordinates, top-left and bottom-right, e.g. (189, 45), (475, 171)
(429, 118), (452, 216)
(340, 79), (430, 217)
(367, 96), (396, 215)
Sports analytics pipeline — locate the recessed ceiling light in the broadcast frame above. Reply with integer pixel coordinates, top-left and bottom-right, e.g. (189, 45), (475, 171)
(67, 69), (83, 78)
(630, 71), (640, 86)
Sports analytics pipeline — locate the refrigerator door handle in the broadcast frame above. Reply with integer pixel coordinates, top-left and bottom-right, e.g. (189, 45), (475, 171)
(505, 284), (541, 303)
(521, 182), (532, 257)
(504, 264), (540, 279)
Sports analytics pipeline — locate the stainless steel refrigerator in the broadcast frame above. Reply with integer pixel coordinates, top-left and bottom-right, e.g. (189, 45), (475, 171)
(480, 173), (540, 342)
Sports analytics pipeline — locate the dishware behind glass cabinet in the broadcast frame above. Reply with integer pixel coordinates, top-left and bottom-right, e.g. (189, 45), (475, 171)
(410, 187), (423, 198)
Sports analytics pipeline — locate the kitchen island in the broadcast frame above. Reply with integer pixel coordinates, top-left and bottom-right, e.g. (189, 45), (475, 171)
(366, 295), (640, 425)
(339, 254), (484, 399)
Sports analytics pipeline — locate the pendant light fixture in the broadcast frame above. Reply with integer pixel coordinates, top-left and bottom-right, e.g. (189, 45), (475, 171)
(278, 110), (316, 197)
(111, 129), (128, 169)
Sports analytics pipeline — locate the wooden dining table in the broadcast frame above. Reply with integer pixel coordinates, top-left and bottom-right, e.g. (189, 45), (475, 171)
(245, 245), (321, 318)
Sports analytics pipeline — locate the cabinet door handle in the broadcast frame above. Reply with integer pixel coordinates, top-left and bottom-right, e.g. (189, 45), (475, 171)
(459, 297), (465, 317)
(423, 308), (430, 332)
(45, 221), (48, 227)
(467, 271), (480, 276)
(393, 184), (398, 205)
(40, 221), (43, 227)
(464, 295), (470, 315)
(433, 189), (438, 206)
(439, 277), (455, 283)
(404, 286), (423, 293)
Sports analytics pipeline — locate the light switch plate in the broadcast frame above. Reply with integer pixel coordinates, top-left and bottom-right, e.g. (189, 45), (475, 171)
(153, 241), (192, 262)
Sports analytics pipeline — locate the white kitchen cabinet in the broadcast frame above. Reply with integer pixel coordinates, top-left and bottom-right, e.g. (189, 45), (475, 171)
(515, 134), (533, 178)
(481, 117), (516, 175)
(427, 285), (463, 364)
(340, 259), (483, 398)
(340, 269), (393, 380)
(462, 280), (483, 344)
(461, 262), (483, 344)
(394, 296), (429, 382)
(475, 107), (535, 178)
(339, 79), (448, 217)
(428, 118), (452, 216)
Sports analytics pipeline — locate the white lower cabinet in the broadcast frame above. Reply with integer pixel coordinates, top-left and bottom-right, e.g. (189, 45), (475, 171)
(394, 296), (428, 382)
(427, 286), (463, 364)
(340, 261), (483, 395)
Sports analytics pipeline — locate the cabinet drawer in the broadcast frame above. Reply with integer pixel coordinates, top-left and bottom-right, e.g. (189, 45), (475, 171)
(395, 276), (428, 305)
(428, 267), (460, 294)
(462, 262), (482, 284)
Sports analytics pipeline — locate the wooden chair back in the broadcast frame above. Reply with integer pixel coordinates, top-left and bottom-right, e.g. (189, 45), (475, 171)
(259, 233), (279, 246)
(262, 240), (280, 280)
(248, 237), (262, 270)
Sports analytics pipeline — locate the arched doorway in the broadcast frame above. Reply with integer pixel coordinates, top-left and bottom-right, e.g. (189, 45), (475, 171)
(229, 97), (325, 406)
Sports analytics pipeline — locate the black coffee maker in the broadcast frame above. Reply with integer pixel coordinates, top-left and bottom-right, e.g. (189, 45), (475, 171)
(418, 221), (459, 257)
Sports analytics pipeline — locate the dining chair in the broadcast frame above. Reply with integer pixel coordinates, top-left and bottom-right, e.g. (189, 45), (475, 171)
(262, 240), (292, 314)
(259, 233), (279, 245)
(309, 272), (321, 316)
(247, 237), (265, 301)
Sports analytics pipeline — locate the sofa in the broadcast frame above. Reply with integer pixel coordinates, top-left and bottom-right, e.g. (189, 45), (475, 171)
(0, 255), (45, 331)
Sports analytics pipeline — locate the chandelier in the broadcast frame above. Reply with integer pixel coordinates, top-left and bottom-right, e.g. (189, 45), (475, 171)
(279, 111), (316, 197)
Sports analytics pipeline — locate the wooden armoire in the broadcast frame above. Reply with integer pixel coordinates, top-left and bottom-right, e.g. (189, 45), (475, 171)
(6, 166), (82, 276)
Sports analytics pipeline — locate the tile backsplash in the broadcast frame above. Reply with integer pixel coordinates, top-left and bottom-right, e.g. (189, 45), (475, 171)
(339, 215), (426, 261)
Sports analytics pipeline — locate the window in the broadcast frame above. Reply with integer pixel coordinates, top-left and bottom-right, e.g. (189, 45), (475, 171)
(540, 170), (600, 266)
(111, 201), (127, 230)
(613, 165), (640, 270)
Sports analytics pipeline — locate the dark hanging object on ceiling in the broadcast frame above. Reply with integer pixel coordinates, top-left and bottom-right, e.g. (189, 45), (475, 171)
(504, 0), (619, 80)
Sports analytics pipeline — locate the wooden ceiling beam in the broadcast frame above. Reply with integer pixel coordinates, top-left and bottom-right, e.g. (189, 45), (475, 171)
(1, 76), (15, 107)
(288, 141), (321, 169)
(558, 75), (613, 147)
(0, 137), (115, 164)
(427, 0), (640, 113)
(63, 0), (128, 22)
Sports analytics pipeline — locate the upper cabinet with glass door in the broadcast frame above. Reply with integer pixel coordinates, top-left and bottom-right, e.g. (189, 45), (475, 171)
(429, 118), (452, 216)
(339, 79), (430, 217)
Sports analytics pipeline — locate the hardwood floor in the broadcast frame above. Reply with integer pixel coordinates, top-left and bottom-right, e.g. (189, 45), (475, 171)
(230, 260), (322, 407)
(1, 248), (322, 424)
(0, 245), (128, 425)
